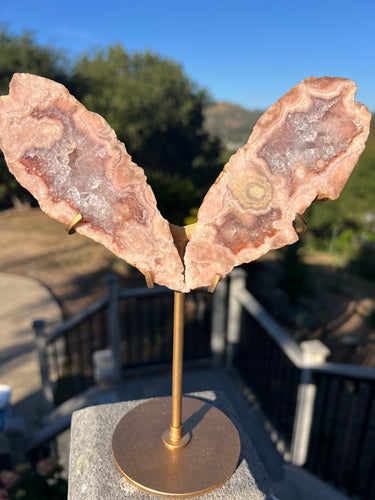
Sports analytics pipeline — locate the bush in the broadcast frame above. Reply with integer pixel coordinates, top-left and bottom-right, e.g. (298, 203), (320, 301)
(0, 458), (67, 500)
(349, 241), (375, 280)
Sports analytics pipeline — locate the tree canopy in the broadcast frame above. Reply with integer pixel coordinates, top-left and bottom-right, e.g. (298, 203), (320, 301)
(0, 28), (70, 94)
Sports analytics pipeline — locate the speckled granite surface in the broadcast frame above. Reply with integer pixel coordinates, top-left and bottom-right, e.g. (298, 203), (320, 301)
(68, 391), (276, 499)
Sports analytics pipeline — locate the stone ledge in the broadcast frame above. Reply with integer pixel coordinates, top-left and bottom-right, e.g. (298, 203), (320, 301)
(68, 391), (276, 499)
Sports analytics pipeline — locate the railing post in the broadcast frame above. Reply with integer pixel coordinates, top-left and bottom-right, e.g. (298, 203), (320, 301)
(290, 339), (331, 466)
(226, 268), (247, 368)
(106, 274), (122, 383)
(33, 319), (54, 407)
(210, 277), (228, 366)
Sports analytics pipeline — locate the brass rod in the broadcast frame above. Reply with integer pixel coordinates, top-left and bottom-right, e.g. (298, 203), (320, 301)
(171, 291), (185, 440)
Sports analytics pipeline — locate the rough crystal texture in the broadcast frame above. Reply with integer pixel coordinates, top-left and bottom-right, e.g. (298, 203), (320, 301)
(0, 73), (186, 291)
(184, 77), (371, 290)
(0, 75), (370, 292)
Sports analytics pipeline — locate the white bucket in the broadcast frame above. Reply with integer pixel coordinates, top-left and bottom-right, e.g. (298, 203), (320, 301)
(0, 385), (11, 430)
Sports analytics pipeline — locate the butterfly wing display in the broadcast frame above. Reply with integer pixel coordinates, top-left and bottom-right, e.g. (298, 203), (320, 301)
(0, 74), (371, 292)
(184, 77), (371, 289)
(0, 73), (186, 291)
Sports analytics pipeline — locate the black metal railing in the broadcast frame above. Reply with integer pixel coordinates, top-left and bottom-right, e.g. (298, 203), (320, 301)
(44, 298), (109, 406)
(118, 288), (174, 368)
(306, 370), (375, 499)
(235, 307), (300, 452)
(118, 288), (212, 369)
(184, 290), (212, 359)
(34, 269), (375, 499)
(229, 270), (375, 499)
(39, 282), (212, 406)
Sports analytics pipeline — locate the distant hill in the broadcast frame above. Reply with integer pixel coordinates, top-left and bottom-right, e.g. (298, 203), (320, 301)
(203, 102), (263, 151)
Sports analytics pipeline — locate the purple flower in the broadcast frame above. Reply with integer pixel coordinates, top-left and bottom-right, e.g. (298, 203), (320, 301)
(0, 471), (19, 490)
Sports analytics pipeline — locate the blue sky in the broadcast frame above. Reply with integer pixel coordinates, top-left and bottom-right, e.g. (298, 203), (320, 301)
(1, 0), (374, 110)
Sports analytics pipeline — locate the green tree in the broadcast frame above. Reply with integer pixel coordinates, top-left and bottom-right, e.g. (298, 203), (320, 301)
(72, 45), (222, 224)
(304, 118), (375, 253)
(0, 27), (70, 207)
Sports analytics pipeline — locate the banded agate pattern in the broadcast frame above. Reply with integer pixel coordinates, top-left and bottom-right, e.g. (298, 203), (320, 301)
(184, 77), (370, 290)
(0, 73), (185, 291)
(0, 74), (370, 292)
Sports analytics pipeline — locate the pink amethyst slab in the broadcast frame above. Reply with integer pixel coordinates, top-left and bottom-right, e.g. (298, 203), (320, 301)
(184, 77), (371, 290)
(0, 73), (186, 291)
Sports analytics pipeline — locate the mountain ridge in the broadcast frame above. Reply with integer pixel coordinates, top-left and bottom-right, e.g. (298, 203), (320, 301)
(203, 101), (263, 151)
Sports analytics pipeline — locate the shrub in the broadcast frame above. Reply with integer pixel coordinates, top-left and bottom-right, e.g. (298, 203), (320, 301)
(0, 458), (67, 500)
(349, 241), (375, 280)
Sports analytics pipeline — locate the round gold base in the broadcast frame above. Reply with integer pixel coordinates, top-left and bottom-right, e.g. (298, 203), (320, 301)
(112, 396), (241, 498)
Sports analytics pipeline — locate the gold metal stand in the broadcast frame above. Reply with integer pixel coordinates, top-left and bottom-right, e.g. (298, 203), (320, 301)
(162, 292), (191, 449)
(112, 292), (241, 498)
(65, 213), (83, 234)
